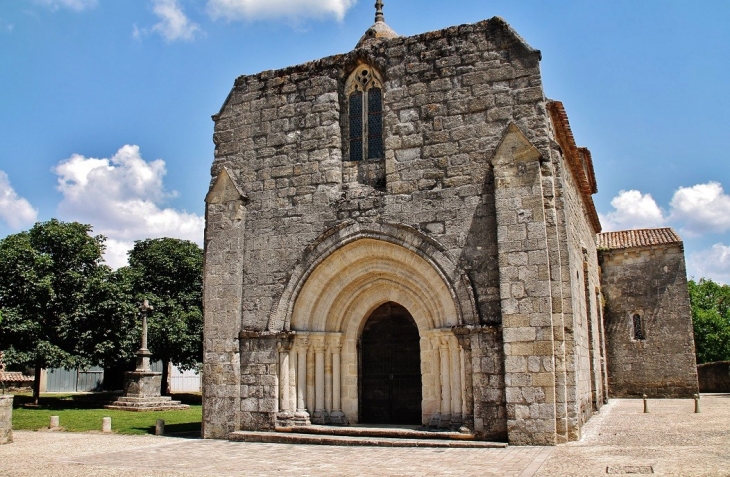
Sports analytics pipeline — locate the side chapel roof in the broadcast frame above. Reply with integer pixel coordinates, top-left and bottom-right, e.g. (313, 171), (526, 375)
(596, 228), (682, 251)
(547, 100), (602, 233)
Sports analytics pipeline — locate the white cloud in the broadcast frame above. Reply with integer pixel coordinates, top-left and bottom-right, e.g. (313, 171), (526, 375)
(668, 182), (730, 236)
(599, 189), (666, 232)
(54, 145), (204, 269)
(0, 171), (38, 230)
(152, 0), (201, 42)
(35, 0), (98, 11)
(207, 0), (356, 22)
(687, 243), (730, 285)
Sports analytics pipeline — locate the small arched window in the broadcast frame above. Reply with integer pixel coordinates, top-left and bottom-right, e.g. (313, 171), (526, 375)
(632, 313), (645, 340)
(346, 65), (384, 161)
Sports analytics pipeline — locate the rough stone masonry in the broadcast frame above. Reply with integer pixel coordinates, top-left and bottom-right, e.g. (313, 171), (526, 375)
(201, 10), (698, 446)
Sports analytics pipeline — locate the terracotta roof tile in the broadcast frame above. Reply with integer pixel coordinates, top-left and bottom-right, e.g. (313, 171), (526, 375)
(0, 371), (34, 382)
(547, 101), (601, 232)
(596, 228), (682, 251)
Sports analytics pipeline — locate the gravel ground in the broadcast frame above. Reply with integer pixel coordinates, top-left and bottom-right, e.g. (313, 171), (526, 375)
(0, 395), (728, 476)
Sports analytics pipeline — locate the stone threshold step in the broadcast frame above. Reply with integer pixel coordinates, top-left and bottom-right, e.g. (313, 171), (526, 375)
(229, 431), (507, 448)
(276, 424), (478, 441)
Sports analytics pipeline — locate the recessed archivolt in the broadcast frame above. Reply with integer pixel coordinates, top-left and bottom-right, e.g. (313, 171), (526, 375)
(291, 239), (456, 333)
(267, 222), (478, 332)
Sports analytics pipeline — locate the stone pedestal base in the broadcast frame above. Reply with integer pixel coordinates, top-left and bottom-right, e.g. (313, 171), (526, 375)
(0, 395), (13, 444)
(311, 409), (329, 425)
(276, 411), (295, 427)
(328, 410), (349, 426)
(293, 410), (311, 426)
(105, 371), (189, 412)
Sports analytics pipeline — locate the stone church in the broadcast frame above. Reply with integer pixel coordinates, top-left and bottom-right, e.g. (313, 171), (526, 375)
(202, 5), (698, 445)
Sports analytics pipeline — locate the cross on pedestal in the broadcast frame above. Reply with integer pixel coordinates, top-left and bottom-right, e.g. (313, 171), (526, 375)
(135, 299), (154, 372)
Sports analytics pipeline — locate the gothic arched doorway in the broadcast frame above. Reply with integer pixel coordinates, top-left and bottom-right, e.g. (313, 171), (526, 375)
(359, 302), (422, 425)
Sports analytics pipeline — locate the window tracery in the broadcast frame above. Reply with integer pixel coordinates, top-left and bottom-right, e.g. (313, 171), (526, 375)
(345, 65), (384, 161)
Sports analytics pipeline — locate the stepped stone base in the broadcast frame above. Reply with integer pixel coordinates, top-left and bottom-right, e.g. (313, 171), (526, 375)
(228, 425), (507, 448)
(105, 369), (189, 411)
(105, 396), (189, 412)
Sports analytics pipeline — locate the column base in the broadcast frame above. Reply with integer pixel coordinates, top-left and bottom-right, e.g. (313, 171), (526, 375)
(328, 410), (349, 426)
(450, 414), (464, 428)
(293, 409), (311, 426)
(428, 413), (441, 428)
(276, 411), (295, 427)
(438, 413), (452, 428)
(311, 409), (329, 425)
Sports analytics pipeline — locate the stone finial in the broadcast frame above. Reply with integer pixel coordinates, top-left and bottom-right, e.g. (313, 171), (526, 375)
(375, 0), (384, 23)
(356, 0), (397, 48)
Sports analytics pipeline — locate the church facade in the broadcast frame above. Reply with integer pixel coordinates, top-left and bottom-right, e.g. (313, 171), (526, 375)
(202, 11), (698, 445)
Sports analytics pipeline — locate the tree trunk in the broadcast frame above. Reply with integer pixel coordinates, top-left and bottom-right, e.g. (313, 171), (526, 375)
(33, 365), (42, 405)
(161, 359), (170, 396)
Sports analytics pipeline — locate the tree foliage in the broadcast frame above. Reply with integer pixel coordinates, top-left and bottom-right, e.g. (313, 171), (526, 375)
(0, 220), (110, 402)
(125, 238), (203, 394)
(688, 278), (730, 364)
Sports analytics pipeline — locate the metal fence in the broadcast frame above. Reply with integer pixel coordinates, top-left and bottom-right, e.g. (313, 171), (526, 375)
(45, 363), (199, 393)
(46, 366), (104, 393)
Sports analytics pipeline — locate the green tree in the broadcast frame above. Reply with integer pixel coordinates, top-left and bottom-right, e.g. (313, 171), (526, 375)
(126, 238), (203, 395)
(0, 219), (109, 403)
(688, 278), (730, 364)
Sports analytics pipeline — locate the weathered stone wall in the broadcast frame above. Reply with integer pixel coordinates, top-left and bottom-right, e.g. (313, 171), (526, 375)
(698, 361), (730, 393)
(238, 333), (281, 430)
(599, 244), (698, 397)
(466, 326), (507, 441)
(204, 16), (601, 444)
(555, 149), (604, 437)
(0, 395), (13, 444)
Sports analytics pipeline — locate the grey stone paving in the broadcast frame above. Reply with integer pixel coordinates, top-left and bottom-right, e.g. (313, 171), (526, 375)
(1, 396), (728, 476)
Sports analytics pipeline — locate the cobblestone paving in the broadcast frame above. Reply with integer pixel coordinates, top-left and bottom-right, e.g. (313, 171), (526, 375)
(1, 396), (728, 476)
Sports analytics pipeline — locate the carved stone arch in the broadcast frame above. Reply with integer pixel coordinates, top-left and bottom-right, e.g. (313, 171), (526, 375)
(266, 221), (478, 332)
(344, 62), (384, 95)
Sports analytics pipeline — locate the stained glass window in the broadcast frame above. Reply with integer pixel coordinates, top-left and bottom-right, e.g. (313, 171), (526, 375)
(367, 87), (384, 159)
(349, 91), (363, 162)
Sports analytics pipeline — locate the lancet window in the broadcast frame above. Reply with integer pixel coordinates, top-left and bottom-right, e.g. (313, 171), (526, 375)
(346, 65), (384, 161)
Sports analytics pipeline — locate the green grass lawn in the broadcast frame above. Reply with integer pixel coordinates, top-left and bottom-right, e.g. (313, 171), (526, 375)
(10, 392), (202, 435)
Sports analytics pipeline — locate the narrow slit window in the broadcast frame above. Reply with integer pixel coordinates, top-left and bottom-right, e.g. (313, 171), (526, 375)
(632, 313), (645, 340)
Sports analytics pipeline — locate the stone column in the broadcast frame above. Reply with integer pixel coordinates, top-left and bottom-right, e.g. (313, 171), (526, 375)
(288, 344), (297, 418)
(450, 335), (463, 426)
(311, 336), (329, 424)
(439, 335), (452, 427)
(306, 343), (315, 415)
(293, 337), (310, 425)
(276, 341), (293, 424)
(325, 338), (333, 413)
(328, 335), (348, 425)
(428, 334), (442, 427)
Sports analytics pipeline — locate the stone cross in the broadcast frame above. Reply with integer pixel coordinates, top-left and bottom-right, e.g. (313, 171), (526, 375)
(135, 299), (154, 372)
(375, 0), (384, 23)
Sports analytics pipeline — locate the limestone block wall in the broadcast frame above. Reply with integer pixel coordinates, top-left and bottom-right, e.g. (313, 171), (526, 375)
(557, 156), (604, 434)
(599, 244), (698, 397)
(204, 16), (593, 444)
(697, 361), (730, 393)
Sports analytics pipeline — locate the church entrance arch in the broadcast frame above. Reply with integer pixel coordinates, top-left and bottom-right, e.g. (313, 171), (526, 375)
(359, 302), (422, 425)
(275, 232), (476, 427)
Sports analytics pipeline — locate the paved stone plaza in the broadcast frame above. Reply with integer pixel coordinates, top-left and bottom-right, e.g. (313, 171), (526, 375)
(0, 396), (728, 476)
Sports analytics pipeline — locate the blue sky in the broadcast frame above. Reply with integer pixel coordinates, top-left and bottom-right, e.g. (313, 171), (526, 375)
(0, 0), (728, 283)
